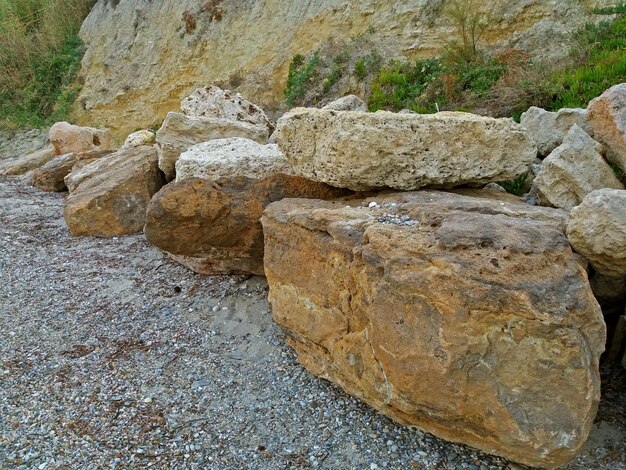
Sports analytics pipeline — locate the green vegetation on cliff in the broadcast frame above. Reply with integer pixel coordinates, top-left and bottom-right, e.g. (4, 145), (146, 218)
(0, 0), (93, 130)
(283, 3), (626, 119)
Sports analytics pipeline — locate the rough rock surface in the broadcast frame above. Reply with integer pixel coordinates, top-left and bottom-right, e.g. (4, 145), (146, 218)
(145, 176), (349, 276)
(274, 109), (537, 191)
(49, 122), (111, 156)
(155, 112), (269, 180)
(520, 107), (592, 157)
(0, 146), (56, 176)
(123, 129), (155, 147)
(322, 95), (368, 112)
(4, 178), (624, 469)
(32, 150), (115, 192)
(262, 190), (605, 468)
(534, 125), (624, 210)
(588, 83), (626, 172)
(75, 0), (613, 137)
(567, 189), (626, 277)
(175, 138), (291, 182)
(181, 86), (273, 132)
(64, 146), (164, 237)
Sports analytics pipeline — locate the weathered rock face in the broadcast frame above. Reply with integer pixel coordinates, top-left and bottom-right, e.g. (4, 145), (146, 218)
(533, 125), (624, 210)
(0, 146), (56, 176)
(588, 83), (626, 172)
(75, 0), (613, 137)
(145, 175), (350, 276)
(31, 150), (114, 192)
(155, 112), (269, 180)
(49, 122), (111, 156)
(262, 190), (604, 469)
(567, 189), (626, 277)
(520, 107), (592, 157)
(64, 146), (164, 237)
(322, 95), (368, 112)
(0, 128), (49, 160)
(181, 86), (273, 132)
(175, 138), (291, 182)
(274, 109), (536, 191)
(590, 273), (626, 308)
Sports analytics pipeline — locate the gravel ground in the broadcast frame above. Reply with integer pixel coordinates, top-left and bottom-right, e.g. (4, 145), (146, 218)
(0, 176), (624, 470)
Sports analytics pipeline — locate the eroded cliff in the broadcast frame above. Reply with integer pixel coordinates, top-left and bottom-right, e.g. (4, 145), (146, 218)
(75, 0), (611, 138)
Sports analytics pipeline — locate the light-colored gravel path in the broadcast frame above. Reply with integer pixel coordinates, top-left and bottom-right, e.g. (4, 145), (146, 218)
(0, 176), (624, 470)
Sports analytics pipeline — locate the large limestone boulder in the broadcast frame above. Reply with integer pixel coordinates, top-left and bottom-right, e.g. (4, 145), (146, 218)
(261, 190), (604, 469)
(274, 109), (537, 191)
(31, 150), (114, 192)
(49, 122), (111, 156)
(520, 106), (592, 157)
(175, 138), (291, 181)
(145, 138), (349, 275)
(322, 95), (368, 112)
(181, 86), (273, 132)
(567, 189), (626, 277)
(533, 125), (624, 210)
(155, 112), (270, 180)
(588, 83), (626, 172)
(64, 146), (164, 237)
(0, 146), (55, 176)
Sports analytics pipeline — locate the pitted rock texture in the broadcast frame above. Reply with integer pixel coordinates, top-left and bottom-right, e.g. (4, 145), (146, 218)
(567, 189), (626, 277)
(588, 83), (626, 172)
(75, 0), (613, 138)
(520, 107), (592, 157)
(175, 138), (291, 182)
(261, 190), (605, 469)
(144, 176), (350, 276)
(155, 112), (269, 180)
(64, 146), (164, 237)
(534, 125), (623, 210)
(49, 122), (111, 156)
(274, 109), (536, 191)
(181, 86), (273, 132)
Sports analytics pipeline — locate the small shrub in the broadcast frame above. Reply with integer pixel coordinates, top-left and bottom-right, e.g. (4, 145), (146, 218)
(323, 64), (343, 93)
(498, 174), (529, 196)
(354, 58), (367, 81)
(284, 53), (320, 107)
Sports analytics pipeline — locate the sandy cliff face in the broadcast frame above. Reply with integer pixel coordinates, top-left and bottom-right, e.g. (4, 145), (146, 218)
(75, 0), (611, 138)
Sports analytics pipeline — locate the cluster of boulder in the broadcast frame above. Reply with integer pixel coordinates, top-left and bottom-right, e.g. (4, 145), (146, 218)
(3, 84), (626, 469)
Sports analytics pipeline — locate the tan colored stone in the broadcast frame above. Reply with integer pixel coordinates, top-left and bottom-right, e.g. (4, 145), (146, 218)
(49, 121), (111, 156)
(155, 111), (269, 180)
(0, 146), (56, 176)
(64, 146), (164, 237)
(31, 150), (114, 192)
(144, 175), (350, 276)
(567, 189), (626, 277)
(274, 109), (536, 191)
(588, 83), (626, 172)
(262, 190), (604, 469)
(534, 125), (624, 210)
